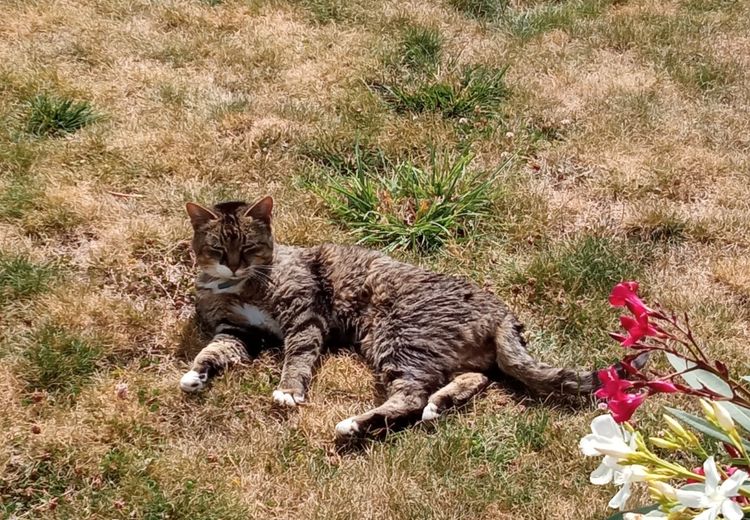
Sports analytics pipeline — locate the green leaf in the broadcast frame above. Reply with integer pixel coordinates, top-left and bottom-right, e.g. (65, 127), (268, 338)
(605, 505), (660, 520)
(664, 353), (733, 397)
(696, 371), (733, 397)
(665, 353), (701, 387)
(667, 407), (750, 452)
(665, 352), (688, 371)
(665, 407), (733, 444)
(723, 403), (750, 433)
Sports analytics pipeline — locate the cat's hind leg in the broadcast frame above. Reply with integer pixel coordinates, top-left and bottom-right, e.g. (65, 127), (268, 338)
(180, 332), (250, 392)
(421, 372), (490, 422)
(334, 378), (429, 439)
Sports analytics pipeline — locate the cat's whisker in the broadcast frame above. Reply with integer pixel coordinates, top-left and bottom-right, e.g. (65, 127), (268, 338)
(246, 267), (272, 285)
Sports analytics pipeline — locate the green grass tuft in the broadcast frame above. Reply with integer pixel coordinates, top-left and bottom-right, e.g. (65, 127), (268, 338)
(0, 139), (36, 175)
(1, 446), (251, 517)
(680, 0), (739, 13)
(0, 173), (42, 221)
(127, 474), (247, 519)
(25, 93), (100, 137)
(400, 26), (442, 72)
(0, 254), (58, 306)
(449, 0), (507, 21)
(519, 235), (647, 299)
(0, 138), (42, 220)
(299, 137), (388, 176)
(665, 53), (739, 96)
(372, 66), (509, 120)
(295, 0), (349, 23)
(504, 0), (609, 40)
(315, 150), (498, 252)
(626, 208), (688, 243)
(22, 326), (104, 396)
(0, 450), (79, 515)
(596, 11), (740, 98)
(507, 236), (650, 356)
(513, 409), (549, 451)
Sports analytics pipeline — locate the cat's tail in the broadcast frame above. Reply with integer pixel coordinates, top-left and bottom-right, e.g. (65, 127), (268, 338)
(493, 316), (649, 396)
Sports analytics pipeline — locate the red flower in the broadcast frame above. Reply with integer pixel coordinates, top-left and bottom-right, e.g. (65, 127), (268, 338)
(595, 367), (646, 423)
(609, 281), (651, 317)
(595, 366), (633, 399)
(688, 465), (705, 483)
(724, 444), (742, 459)
(619, 314), (662, 347)
(607, 392), (647, 424)
(644, 380), (678, 394)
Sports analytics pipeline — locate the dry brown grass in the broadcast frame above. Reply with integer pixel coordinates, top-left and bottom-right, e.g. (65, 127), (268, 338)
(1, 0), (749, 517)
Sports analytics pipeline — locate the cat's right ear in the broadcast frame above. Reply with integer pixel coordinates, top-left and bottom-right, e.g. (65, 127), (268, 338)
(185, 203), (218, 228)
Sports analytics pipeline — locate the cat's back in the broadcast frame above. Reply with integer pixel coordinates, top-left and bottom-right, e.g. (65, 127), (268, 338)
(312, 243), (385, 301)
(271, 242), (383, 302)
(311, 243), (479, 293)
(317, 243), (495, 307)
(275, 242), (383, 275)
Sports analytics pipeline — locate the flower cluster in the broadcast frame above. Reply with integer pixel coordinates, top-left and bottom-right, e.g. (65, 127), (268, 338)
(595, 366), (678, 423)
(581, 282), (750, 519)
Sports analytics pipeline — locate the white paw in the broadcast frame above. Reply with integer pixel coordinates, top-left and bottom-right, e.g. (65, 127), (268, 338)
(335, 417), (360, 438)
(272, 390), (304, 407)
(421, 402), (440, 422)
(180, 370), (207, 393)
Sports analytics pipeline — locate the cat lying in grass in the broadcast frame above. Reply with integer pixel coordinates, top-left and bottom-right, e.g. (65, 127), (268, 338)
(180, 196), (603, 439)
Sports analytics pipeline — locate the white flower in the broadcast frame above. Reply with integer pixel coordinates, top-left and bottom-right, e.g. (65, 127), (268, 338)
(711, 401), (735, 432)
(650, 481), (678, 501)
(675, 457), (748, 520)
(580, 415), (636, 459)
(580, 415), (647, 510)
(607, 464), (650, 510)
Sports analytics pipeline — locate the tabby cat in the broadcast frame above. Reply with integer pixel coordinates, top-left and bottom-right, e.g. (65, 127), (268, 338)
(180, 197), (603, 439)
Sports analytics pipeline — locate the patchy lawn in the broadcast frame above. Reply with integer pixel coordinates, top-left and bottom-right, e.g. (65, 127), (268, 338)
(1, 0), (748, 517)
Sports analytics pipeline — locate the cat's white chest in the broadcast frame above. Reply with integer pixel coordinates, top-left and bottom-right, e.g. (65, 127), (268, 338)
(231, 304), (282, 336)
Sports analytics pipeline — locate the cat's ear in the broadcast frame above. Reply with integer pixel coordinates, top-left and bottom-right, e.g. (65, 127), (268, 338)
(244, 196), (273, 224)
(185, 202), (218, 228)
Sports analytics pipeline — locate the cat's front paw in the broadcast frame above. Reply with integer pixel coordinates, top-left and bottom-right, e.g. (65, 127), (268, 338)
(334, 417), (360, 439)
(421, 402), (440, 421)
(180, 370), (208, 393)
(272, 389), (305, 407)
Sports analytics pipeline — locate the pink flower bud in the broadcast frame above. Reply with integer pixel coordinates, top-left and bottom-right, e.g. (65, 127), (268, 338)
(645, 380), (679, 394)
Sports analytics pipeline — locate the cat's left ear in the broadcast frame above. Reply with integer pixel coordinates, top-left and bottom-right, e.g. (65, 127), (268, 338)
(244, 196), (273, 224)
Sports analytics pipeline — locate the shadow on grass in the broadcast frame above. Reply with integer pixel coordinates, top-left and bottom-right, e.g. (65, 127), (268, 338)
(174, 313), (282, 363)
(334, 375), (598, 454)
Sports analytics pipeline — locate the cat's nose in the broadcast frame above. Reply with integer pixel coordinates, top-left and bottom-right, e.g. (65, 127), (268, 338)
(227, 256), (241, 273)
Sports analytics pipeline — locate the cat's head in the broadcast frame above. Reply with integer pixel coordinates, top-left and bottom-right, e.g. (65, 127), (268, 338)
(185, 196), (274, 279)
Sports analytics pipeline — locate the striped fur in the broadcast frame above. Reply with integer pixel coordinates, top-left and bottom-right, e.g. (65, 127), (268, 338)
(182, 198), (605, 437)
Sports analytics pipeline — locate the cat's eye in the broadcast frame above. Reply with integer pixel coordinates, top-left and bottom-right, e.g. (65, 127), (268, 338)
(242, 245), (260, 255)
